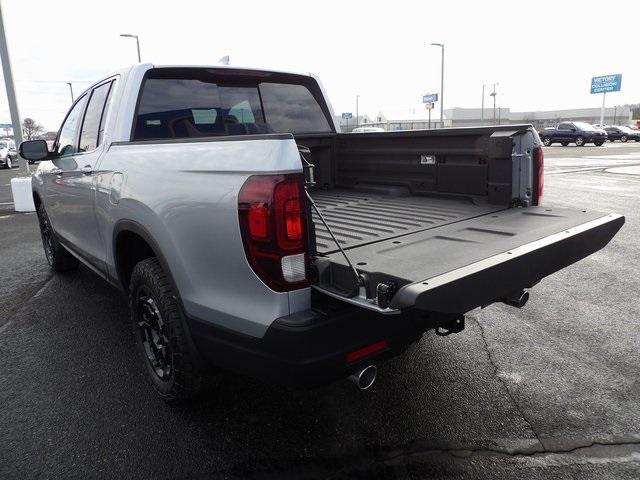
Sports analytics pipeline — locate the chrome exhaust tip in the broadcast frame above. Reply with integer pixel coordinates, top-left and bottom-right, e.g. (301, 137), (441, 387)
(501, 290), (530, 309)
(349, 365), (377, 390)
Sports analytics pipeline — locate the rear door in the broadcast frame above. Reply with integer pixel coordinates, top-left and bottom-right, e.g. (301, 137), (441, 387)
(556, 122), (573, 142)
(47, 79), (115, 271)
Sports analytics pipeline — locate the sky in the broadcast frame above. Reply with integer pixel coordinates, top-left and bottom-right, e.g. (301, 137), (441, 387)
(1, 0), (639, 131)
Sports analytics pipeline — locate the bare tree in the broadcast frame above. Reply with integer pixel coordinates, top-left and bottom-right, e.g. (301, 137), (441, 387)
(22, 118), (44, 140)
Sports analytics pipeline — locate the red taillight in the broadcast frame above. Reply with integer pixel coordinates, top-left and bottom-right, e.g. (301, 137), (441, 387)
(248, 204), (269, 240)
(238, 174), (308, 292)
(533, 146), (544, 206)
(274, 181), (303, 249)
(346, 340), (388, 363)
(285, 200), (302, 240)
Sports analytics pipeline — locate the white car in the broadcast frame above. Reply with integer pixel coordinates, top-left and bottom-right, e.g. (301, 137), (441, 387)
(352, 126), (385, 133)
(0, 140), (17, 169)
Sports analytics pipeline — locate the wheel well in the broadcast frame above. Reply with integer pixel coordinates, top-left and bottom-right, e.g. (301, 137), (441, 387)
(115, 230), (156, 290)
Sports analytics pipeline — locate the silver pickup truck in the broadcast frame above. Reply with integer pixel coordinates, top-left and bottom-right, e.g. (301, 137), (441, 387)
(20, 64), (624, 403)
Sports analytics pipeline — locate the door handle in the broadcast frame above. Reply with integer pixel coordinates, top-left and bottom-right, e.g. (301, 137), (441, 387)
(51, 168), (63, 175)
(81, 165), (93, 175)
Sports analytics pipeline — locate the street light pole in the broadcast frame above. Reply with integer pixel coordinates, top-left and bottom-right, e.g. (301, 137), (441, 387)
(0, 0), (22, 146)
(120, 34), (141, 62)
(490, 83), (499, 124)
(481, 84), (485, 122)
(430, 43), (445, 127)
(356, 95), (359, 128)
(66, 82), (74, 103)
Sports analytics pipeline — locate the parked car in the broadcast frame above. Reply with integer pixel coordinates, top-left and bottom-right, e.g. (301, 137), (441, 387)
(0, 139), (18, 168)
(352, 127), (385, 133)
(604, 126), (640, 142)
(21, 64), (624, 403)
(539, 122), (607, 146)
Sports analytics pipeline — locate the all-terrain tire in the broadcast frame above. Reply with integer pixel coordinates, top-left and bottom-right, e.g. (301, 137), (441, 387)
(129, 257), (205, 404)
(36, 203), (79, 272)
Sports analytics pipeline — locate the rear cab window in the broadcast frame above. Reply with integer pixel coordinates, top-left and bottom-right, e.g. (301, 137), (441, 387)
(132, 68), (333, 141)
(79, 80), (114, 152)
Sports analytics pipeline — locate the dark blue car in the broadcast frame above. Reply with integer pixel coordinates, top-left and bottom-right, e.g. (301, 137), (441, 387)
(539, 122), (607, 147)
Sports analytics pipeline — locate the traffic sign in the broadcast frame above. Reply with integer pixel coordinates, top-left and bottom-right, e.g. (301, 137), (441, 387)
(341, 112), (353, 120)
(0, 123), (12, 129)
(422, 93), (438, 103)
(590, 74), (622, 94)
(425, 102), (434, 110)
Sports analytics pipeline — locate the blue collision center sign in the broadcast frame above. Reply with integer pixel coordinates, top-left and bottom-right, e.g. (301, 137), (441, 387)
(422, 93), (438, 103)
(590, 74), (622, 94)
(341, 112), (353, 120)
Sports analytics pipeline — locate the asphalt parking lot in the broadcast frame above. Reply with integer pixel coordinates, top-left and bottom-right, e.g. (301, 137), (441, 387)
(1, 142), (639, 479)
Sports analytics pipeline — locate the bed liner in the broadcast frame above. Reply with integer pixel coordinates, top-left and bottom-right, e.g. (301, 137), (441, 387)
(309, 188), (502, 254)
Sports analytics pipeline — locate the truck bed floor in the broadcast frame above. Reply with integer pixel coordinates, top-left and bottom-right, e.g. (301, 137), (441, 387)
(309, 189), (502, 254)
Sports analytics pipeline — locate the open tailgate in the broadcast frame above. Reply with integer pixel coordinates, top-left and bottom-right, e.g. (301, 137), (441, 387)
(317, 207), (624, 314)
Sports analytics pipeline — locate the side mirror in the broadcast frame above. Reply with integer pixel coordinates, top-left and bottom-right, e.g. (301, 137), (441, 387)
(19, 140), (50, 161)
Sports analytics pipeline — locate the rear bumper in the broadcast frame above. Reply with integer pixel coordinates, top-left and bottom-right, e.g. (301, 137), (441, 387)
(391, 214), (624, 313)
(186, 294), (440, 388)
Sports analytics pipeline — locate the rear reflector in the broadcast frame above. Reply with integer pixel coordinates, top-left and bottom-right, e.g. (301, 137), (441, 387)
(281, 253), (306, 283)
(346, 340), (388, 363)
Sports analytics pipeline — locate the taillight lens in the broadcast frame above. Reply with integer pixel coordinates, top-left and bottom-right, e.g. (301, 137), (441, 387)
(238, 174), (308, 292)
(532, 146), (544, 206)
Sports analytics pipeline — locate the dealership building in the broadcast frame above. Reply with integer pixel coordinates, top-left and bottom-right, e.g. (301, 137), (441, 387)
(338, 105), (639, 132)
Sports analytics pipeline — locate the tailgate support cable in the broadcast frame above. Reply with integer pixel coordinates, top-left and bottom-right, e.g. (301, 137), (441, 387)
(299, 145), (362, 287)
(304, 190), (363, 287)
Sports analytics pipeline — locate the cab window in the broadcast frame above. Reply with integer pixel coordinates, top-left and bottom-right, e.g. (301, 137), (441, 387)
(56, 95), (88, 156)
(79, 81), (114, 152)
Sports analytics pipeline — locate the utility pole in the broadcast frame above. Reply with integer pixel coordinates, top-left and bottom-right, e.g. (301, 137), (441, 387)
(430, 43), (445, 127)
(66, 82), (74, 102)
(490, 83), (499, 124)
(0, 0), (23, 146)
(120, 33), (142, 62)
(356, 95), (359, 128)
(481, 84), (485, 122)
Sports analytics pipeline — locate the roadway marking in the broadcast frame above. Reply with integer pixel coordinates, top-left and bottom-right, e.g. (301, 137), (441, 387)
(0, 201), (15, 205)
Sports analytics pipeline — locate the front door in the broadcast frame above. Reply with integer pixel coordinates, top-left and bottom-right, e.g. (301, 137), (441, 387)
(46, 80), (115, 272)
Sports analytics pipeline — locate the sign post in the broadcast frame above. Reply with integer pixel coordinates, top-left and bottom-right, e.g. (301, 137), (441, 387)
(425, 102), (434, 129)
(590, 74), (622, 126)
(341, 112), (353, 131)
(422, 93), (438, 129)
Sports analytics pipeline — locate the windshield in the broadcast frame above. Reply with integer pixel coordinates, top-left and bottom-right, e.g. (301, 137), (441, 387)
(0, 141), (7, 149)
(574, 122), (597, 131)
(618, 126), (635, 133)
(133, 70), (332, 140)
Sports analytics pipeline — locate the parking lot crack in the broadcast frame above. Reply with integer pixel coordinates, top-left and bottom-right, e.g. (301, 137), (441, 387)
(472, 316), (546, 452)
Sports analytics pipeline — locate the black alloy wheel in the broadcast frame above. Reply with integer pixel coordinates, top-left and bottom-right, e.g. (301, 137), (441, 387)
(136, 290), (173, 381)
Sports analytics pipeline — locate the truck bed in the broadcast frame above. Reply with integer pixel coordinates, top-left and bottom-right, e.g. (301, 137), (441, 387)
(310, 189), (502, 254)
